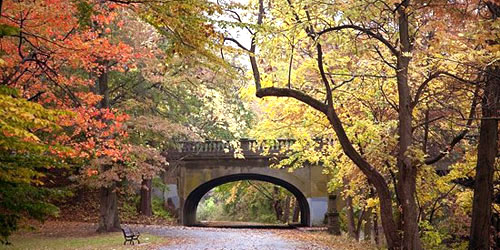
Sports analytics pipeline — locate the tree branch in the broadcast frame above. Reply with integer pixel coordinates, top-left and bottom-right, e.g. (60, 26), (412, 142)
(317, 25), (398, 56)
(250, 0), (264, 90)
(424, 84), (480, 165)
(246, 180), (274, 201)
(380, 82), (398, 112)
(316, 43), (333, 106)
(413, 71), (477, 108)
(373, 45), (397, 69)
(256, 87), (328, 114)
(223, 37), (250, 52)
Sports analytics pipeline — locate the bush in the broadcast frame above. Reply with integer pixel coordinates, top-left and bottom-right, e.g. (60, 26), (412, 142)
(152, 198), (171, 220)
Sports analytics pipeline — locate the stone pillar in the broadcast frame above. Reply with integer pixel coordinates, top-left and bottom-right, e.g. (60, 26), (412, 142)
(327, 194), (341, 235)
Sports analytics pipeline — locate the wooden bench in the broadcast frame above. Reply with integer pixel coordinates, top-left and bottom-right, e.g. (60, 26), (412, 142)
(121, 227), (140, 245)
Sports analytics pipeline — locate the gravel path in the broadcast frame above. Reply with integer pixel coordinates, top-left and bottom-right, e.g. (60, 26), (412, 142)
(138, 225), (331, 250)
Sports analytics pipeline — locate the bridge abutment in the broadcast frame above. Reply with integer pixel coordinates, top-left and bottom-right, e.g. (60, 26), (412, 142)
(308, 197), (329, 226)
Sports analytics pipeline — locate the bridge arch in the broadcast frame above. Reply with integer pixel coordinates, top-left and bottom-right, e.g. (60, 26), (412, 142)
(183, 173), (311, 226)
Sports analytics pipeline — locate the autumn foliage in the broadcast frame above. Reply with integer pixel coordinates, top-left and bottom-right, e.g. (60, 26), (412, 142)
(0, 0), (151, 242)
(1, 0), (499, 249)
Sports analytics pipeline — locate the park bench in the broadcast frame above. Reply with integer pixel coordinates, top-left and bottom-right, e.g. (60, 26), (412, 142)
(121, 227), (140, 245)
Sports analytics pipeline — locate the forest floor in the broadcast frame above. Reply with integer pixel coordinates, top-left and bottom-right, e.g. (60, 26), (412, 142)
(2, 221), (377, 250)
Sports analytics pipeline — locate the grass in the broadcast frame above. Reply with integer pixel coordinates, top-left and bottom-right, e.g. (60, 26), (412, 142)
(2, 232), (168, 250)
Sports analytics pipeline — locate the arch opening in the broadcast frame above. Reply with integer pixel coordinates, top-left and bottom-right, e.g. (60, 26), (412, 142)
(183, 173), (310, 227)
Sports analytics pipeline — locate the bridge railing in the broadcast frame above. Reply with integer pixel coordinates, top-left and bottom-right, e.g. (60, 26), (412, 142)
(172, 138), (334, 154)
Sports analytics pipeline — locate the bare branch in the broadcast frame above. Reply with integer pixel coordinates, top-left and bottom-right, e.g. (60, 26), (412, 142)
(317, 25), (398, 56)
(424, 84), (480, 165)
(249, 0), (264, 90)
(326, 72), (396, 78)
(412, 115), (445, 130)
(223, 37), (250, 52)
(225, 9), (255, 35)
(413, 71), (477, 108)
(380, 82), (398, 111)
(316, 43), (333, 106)
(373, 45), (397, 69)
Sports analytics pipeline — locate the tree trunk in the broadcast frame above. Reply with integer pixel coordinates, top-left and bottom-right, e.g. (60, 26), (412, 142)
(139, 178), (153, 216)
(292, 199), (300, 223)
(251, 0), (401, 246)
(98, 68), (109, 109)
(97, 183), (121, 232)
(273, 186), (283, 221)
(395, 1), (422, 248)
(96, 68), (121, 232)
(374, 212), (379, 246)
(469, 65), (500, 250)
(364, 209), (373, 241)
(355, 209), (365, 241)
(325, 108), (401, 248)
(494, 213), (500, 249)
(282, 195), (291, 223)
(346, 195), (357, 239)
(397, 167), (420, 249)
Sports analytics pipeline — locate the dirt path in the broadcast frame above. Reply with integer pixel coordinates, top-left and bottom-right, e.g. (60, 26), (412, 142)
(140, 225), (331, 250)
(12, 221), (372, 250)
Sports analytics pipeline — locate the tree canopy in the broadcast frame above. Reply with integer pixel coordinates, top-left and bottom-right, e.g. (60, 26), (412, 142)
(1, 0), (499, 249)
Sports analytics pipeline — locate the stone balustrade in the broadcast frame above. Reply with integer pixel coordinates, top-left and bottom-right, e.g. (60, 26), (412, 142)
(167, 138), (334, 160)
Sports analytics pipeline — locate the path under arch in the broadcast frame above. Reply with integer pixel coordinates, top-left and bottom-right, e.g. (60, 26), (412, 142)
(183, 173), (311, 226)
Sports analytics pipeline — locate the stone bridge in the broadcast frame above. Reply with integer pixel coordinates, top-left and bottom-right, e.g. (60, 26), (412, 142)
(162, 139), (339, 227)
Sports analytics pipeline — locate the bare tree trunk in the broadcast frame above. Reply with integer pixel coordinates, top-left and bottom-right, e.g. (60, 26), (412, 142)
(346, 195), (357, 239)
(469, 65), (500, 250)
(282, 195), (291, 223)
(374, 212), (379, 245)
(494, 212), (500, 249)
(97, 183), (121, 232)
(273, 186), (283, 221)
(355, 209), (365, 241)
(292, 199), (300, 223)
(98, 69), (109, 108)
(364, 209), (373, 241)
(395, 1), (422, 249)
(139, 178), (153, 216)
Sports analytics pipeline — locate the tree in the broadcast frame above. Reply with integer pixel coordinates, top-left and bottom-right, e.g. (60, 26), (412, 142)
(0, 0), (118, 240)
(198, 180), (297, 224)
(465, 2), (500, 249)
(223, 0), (484, 248)
(0, 0), (250, 239)
(0, 0), (152, 233)
(422, 1), (500, 247)
(0, 86), (72, 244)
(93, 2), (253, 219)
(470, 65), (499, 250)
